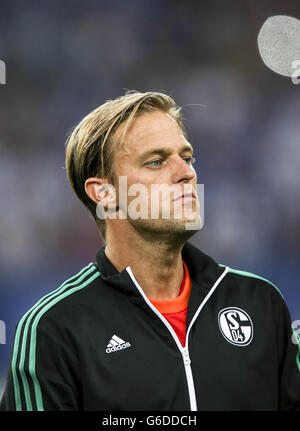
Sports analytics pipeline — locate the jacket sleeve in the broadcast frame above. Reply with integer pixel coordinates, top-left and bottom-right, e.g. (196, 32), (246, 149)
(0, 313), (81, 411)
(276, 298), (300, 410)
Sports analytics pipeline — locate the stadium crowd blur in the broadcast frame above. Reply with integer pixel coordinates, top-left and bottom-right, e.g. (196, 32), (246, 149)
(0, 0), (299, 394)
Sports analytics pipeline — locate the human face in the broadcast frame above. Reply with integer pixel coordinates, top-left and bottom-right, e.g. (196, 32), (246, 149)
(112, 110), (201, 238)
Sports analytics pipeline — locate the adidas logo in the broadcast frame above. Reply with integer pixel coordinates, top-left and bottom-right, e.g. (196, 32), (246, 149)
(106, 334), (131, 354)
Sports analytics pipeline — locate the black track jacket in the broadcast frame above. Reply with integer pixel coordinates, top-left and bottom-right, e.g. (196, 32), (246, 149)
(1, 242), (300, 411)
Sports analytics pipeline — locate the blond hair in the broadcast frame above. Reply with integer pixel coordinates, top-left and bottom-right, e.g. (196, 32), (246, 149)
(65, 90), (186, 238)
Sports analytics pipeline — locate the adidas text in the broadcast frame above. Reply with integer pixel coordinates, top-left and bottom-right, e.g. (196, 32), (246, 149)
(106, 342), (131, 353)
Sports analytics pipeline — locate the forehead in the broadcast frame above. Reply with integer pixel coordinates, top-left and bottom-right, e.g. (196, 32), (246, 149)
(113, 110), (189, 156)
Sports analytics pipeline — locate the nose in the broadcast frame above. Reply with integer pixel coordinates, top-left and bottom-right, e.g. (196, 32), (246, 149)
(171, 154), (196, 184)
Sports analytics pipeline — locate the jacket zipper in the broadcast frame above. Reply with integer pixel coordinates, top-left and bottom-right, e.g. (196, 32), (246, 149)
(126, 265), (229, 411)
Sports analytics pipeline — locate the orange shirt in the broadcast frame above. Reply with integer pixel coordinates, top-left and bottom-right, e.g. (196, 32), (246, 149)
(148, 261), (192, 347)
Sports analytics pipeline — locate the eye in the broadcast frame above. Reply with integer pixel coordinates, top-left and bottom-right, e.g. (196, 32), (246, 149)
(146, 159), (163, 168)
(183, 156), (196, 166)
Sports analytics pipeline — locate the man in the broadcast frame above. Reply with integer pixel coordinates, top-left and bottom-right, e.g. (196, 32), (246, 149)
(1, 91), (299, 411)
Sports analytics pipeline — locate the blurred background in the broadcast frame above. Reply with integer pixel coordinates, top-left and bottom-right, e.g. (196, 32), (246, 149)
(0, 0), (299, 397)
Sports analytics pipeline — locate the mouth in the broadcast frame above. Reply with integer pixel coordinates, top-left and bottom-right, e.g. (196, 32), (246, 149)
(173, 192), (196, 202)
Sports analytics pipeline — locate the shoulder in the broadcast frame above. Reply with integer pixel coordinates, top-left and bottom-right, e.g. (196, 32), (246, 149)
(16, 262), (101, 334)
(219, 263), (284, 300)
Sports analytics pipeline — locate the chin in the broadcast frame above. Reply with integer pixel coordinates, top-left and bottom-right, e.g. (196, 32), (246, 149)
(128, 217), (201, 242)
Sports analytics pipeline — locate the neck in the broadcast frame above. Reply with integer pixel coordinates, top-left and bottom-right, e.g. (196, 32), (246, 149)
(104, 223), (185, 300)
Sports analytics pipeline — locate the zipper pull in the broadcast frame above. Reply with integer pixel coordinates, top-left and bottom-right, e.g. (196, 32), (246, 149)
(182, 347), (191, 366)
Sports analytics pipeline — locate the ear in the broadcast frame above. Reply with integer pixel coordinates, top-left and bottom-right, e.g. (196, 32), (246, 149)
(84, 177), (117, 210)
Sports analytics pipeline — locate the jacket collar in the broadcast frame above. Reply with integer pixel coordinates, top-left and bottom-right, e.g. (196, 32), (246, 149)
(95, 241), (224, 297)
(95, 242), (226, 326)
(96, 246), (119, 278)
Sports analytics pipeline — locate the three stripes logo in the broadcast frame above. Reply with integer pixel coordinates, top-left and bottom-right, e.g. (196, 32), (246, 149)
(11, 262), (101, 411)
(106, 334), (131, 354)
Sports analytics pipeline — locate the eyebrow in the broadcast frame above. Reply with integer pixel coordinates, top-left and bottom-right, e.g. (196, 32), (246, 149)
(138, 144), (193, 162)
